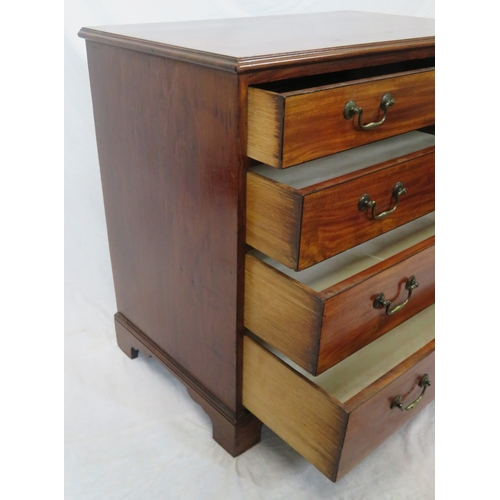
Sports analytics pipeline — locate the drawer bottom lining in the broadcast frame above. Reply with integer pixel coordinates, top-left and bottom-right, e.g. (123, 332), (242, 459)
(249, 304), (434, 404)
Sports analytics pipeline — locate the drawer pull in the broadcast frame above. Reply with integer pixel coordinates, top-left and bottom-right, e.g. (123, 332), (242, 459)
(344, 92), (395, 130)
(391, 374), (431, 411)
(358, 182), (407, 220)
(373, 275), (419, 315)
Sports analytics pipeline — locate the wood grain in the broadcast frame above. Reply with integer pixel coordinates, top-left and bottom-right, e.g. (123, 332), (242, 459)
(246, 171), (303, 269)
(79, 12), (433, 74)
(247, 88), (284, 167)
(242, 336), (348, 481)
(242, 335), (435, 481)
(115, 312), (262, 455)
(247, 147), (434, 270)
(283, 69), (435, 166)
(299, 150), (434, 269)
(81, 12), (435, 476)
(244, 237), (434, 375)
(244, 253), (323, 374)
(85, 41), (251, 444)
(186, 386), (263, 457)
(248, 69), (434, 167)
(338, 342), (435, 479)
(244, 47), (434, 84)
(318, 238), (434, 373)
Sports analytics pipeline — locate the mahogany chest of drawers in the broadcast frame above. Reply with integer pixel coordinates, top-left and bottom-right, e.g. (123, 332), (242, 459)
(79, 11), (435, 482)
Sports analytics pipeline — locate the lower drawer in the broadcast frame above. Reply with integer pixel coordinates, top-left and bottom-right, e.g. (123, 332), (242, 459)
(245, 214), (434, 375)
(242, 305), (435, 482)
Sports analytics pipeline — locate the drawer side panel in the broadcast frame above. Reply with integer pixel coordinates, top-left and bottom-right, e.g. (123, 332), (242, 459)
(246, 172), (302, 269)
(247, 88), (284, 167)
(242, 336), (348, 481)
(244, 254), (322, 373)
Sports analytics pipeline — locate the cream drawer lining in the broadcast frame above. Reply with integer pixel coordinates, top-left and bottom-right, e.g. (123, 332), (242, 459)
(253, 304), (434, 404)
(249, 213), (434, 292)
(249, 131), (435, 188)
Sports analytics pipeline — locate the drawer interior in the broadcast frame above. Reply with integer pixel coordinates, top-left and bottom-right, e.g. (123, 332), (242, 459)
(257, 304), (434, 404)
(248, 212), (434, 292)
(253, 58), (435, 94)
(243, 305), (435, 480)
(249, 131), (435, 187)
(247, 63), (435, 168)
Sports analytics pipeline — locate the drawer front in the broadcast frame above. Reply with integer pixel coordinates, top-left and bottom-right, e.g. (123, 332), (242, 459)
(242, 335), (435, 481)
(248, 69), (435, 168)
(244, 234), (434, 375)
(338, 346), (435, 479)
(318, 238), (434, 373)
(247, 147), (435, 270)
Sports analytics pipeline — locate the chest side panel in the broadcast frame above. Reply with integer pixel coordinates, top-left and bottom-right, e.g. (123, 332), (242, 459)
(86, 41), (243, 412)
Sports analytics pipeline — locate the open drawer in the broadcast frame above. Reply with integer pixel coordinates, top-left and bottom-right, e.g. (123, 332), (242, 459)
(247, 67), (435, 168)
(247, 131), (435, 270)
(244, 214), (434, 375)
(242, 305), (435, 482)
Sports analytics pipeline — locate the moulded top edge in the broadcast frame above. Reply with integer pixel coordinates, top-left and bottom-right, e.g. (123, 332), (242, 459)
(78, 11), (434, 73)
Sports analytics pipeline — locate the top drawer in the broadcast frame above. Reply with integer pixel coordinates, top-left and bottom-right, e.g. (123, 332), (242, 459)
(247, 68), (435, 168)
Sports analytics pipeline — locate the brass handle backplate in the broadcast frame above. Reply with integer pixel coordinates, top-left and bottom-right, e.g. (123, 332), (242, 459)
(373, 275), (419, 315)
(391, 374), (431, 411)
(358, 182), (406, 220)
(344, 92), (395, 130)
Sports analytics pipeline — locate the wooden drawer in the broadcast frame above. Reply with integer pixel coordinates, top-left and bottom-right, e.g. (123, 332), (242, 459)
(243, 305), (435, 482)
(247, 68), (434, 168)
(244, 214), (434, 375)
(247, 131), (435, 270)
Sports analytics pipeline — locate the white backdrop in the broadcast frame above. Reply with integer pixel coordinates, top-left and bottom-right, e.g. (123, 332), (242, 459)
(65, 2), (436, 499)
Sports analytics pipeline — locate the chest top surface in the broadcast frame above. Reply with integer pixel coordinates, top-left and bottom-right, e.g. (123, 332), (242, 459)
(79, 11), (434, 72)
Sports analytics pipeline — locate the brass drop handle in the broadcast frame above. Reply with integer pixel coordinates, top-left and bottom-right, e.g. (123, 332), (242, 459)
(373, 275), (419, 315)
(344, 92), (395, 130)
(391, 374), (431, 411)
(358, 182), (406, 220)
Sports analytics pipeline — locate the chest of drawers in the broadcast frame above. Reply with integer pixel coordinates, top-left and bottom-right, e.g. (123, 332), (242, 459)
(79, 11), (435, 482)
